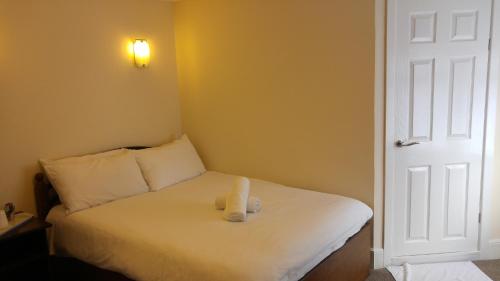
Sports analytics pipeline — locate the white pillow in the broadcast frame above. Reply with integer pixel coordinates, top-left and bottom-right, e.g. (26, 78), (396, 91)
(41, 150), (149, 214)
(40, 148), (125, 166)
(134, 135), (206, 191)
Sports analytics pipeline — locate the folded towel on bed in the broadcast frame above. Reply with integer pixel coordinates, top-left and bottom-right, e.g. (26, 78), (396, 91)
(215, 195), (261, 213)
(223, 177), (250, 222)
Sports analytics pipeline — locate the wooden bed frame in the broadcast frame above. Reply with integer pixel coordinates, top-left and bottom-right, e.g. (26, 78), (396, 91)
(34, 148), (372, 281)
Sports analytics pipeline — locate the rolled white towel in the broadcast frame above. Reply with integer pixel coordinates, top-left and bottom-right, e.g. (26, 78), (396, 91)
(215, 195), (261, 213)
(223, 177), (250, 222)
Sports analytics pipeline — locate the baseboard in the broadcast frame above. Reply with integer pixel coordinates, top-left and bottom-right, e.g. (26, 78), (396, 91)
(381, 240), (500, 266)
(371, 248), (384, 269)
(481, 239), (500, 260)
(391, 251), (480, 265)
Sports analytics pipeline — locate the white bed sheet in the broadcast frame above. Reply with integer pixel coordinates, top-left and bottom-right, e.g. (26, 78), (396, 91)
(47, 171), (372, 281)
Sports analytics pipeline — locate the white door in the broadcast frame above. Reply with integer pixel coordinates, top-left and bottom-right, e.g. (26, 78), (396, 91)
(387, 0), (492, 260)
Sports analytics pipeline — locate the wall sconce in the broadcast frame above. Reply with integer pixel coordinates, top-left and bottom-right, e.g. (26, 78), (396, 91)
(133, 39), (150, 68)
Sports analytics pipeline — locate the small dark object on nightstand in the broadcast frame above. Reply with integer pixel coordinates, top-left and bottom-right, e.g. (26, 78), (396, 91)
(4, 203), (15, 221)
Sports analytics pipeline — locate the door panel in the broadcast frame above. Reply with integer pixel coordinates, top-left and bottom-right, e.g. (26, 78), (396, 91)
(406, 166), (431, 241)
(448, 57), (475, 138)
(409, 59), (435, 141)
(443, 163), (469, 239)
(390, 0), (491, 257)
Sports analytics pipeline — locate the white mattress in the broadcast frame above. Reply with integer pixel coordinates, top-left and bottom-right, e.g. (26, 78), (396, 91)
(47, 171), (373, 281)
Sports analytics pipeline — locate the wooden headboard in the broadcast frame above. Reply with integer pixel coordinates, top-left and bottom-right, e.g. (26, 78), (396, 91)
(33, 146), (150, 220)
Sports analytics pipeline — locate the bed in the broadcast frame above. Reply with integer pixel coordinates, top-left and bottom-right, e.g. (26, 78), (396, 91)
(34, 153), (373, 281)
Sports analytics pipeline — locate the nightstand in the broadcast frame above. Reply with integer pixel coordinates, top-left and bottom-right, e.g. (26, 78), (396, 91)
(0, 217), (51, 281)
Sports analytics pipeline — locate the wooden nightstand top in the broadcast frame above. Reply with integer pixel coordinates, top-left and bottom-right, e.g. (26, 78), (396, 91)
(0, 217), (51, 242)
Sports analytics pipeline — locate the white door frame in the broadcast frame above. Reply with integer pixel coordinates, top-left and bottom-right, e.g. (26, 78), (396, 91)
(382, 0), (500, 266)
(479, 0), (500, 260)
(372, 0), (386, 269)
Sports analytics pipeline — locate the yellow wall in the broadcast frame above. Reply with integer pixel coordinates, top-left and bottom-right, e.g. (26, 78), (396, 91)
(0, 0), (181, 213)
(174, 0), (375, 206)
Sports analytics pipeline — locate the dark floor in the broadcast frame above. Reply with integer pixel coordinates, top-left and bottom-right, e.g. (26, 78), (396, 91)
(366, 260), (500, 281)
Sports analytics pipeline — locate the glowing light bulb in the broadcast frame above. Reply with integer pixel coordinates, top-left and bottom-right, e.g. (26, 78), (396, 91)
(133, 39), (150, 68)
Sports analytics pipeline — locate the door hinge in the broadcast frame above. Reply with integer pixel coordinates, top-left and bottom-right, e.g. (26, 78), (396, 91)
(479, 213), (482, 223)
